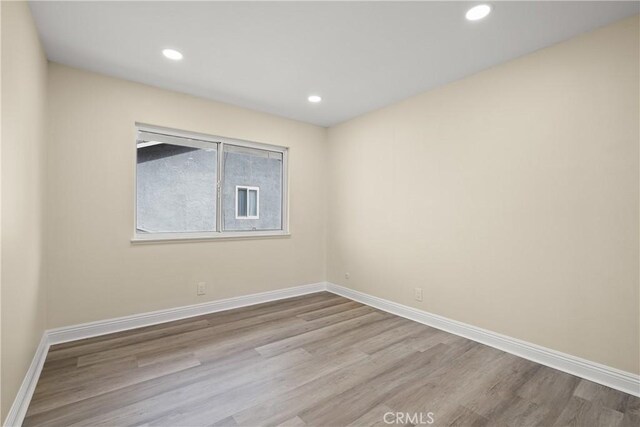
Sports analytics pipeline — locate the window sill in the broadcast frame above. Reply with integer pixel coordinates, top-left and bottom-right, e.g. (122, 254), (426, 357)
(131, 231), (291, 244)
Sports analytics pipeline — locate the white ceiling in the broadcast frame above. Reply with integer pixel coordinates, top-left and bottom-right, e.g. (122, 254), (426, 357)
(29, 1), (639, 127)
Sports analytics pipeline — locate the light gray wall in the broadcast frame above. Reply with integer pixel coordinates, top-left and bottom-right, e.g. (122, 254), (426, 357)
(137, 144), (217, 232)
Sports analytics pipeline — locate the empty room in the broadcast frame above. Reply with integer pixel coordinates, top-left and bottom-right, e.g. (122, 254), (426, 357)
(1, 1), (639, 426)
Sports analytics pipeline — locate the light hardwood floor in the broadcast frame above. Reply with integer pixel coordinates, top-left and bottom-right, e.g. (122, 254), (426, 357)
(24, 292), (639, 426)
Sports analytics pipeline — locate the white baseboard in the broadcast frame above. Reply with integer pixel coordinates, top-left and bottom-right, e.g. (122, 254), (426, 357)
(3, 335), (50, 427)
(3, 281), (325, 426)
(326, 282), (640, 398)
(47, 282), (326, 345)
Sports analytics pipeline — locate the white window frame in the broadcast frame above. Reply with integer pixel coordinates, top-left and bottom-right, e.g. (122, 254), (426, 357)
(133, 123), (289, 243)
(235, 186), (260, 219)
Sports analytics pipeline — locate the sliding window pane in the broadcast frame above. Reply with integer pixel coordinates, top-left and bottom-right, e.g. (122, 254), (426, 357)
(248, 189), (258, 217)
(223, 145), (282, 231)
(136, 139), (217, 233)
(237, 187), (247, 217)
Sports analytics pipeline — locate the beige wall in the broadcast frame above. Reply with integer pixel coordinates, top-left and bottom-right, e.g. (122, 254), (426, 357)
(45, 64), (327, 328)
(1, 1), (48, 420)
(327, 16), (639, 374)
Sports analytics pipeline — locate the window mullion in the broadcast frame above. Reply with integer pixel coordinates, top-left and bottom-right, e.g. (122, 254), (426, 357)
(217, 141), (223, 233)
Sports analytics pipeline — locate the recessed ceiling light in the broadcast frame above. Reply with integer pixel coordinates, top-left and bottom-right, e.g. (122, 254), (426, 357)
(308, 95), (322, 103)
(162, 48), (183, 60)
(466, 4), (492, 21)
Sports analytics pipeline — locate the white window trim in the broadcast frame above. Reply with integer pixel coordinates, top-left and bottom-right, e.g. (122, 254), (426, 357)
(235, 186), (260, 219)
(132, 123), (289, 243)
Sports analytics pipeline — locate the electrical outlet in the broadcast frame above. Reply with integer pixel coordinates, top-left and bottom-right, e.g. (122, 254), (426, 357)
(414, 287), (423, 302)
(345, 272), (350, 279)
(197, 282), (206, 296)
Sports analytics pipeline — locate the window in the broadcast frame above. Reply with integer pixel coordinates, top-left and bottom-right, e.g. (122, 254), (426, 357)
(135, 124), (288, 241)
(236, 186), (259, 219)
